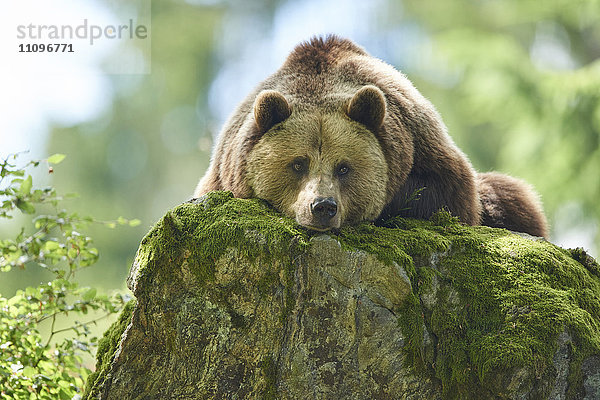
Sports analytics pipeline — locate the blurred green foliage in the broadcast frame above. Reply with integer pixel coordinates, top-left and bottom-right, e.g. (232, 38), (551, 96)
(0, 154), (134, 399)
(44, 2), (225, 291)
(399, 0), (600, 250)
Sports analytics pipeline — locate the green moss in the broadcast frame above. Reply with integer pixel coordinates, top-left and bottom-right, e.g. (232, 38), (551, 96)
(88, 194), (600, 399)
(261, 355), (278, 400)
(334, 212), (600, 398)
(569, 247), (600, 278)
(133, 191), (310, 291)
(396, 292), (426, 371)
(85, 192), (311, 397)
(83, 300), (135, 400)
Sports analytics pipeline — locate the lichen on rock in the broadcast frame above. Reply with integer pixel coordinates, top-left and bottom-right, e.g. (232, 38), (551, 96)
(84, 191), (600, 399)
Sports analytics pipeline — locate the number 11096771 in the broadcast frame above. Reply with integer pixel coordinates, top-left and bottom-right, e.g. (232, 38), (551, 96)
(19, 43), (74, 52)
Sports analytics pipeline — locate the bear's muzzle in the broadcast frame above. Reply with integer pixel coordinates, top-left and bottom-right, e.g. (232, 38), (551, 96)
(310, 197), (338, 226)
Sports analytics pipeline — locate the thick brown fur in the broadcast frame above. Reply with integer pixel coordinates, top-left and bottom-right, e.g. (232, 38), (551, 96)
(195, 35), (548, 237)
(478, 172), (548, 237)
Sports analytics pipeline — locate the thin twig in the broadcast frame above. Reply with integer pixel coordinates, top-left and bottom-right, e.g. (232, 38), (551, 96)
(49, 312), (114, 336)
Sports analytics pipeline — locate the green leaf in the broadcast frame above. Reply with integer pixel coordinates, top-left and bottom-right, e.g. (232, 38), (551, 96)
(129, 219), (142, 227)
(16, 200), (35, 214)
(44, 241), (61, 251)
(67, 248), (78, 259)
(22, 365), (36, 378)
(47, 154), (66, 164)
(19, 175), (33, 196)
(58, 388), (72, 400)
(82, 288), (97, 302)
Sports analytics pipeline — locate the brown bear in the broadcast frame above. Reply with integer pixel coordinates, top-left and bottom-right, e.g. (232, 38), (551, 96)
(195, 35), (548, 238)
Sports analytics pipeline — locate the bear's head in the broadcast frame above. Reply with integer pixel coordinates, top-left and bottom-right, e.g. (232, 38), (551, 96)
(246, 85), (389, 231)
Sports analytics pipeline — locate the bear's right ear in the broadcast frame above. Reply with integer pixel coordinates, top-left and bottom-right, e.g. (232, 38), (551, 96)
(346, 85), (386, 131)
(253, 90), (292, 134)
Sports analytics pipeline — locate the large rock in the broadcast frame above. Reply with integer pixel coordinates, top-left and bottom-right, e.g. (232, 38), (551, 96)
(84, 191), (600, 399)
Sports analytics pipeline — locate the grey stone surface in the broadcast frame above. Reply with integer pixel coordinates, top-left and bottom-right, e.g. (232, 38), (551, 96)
(84, 196), (600, 399)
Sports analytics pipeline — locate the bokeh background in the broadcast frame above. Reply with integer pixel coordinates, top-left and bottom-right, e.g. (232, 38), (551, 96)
(2, 0), (599, 344)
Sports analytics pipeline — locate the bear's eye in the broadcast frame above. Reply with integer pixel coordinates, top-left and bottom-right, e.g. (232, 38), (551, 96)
(337, 164), (350, 176)
(290, 158), (307, 175)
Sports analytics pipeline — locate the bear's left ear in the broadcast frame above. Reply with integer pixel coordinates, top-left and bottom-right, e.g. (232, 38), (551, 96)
(254, 90), (292, 134)
(346, 85), (386, 131)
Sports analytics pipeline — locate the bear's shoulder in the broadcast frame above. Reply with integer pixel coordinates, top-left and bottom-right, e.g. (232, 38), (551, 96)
(281, 35), (367, 75)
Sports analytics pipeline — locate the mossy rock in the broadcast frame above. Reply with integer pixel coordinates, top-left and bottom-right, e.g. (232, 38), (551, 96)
(84, 191), (600, 399)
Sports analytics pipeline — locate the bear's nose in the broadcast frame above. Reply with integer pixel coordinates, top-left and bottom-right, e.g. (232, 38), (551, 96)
(311, 197), (338, 221)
